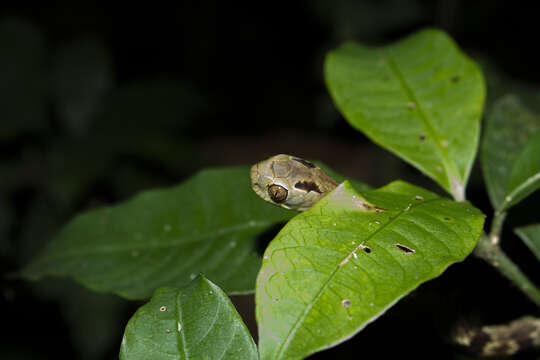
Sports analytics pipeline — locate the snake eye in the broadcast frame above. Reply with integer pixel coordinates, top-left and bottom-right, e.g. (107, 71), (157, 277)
(267, 184), (288, 203)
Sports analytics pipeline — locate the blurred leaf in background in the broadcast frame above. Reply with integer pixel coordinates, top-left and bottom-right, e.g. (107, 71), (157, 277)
(0, 17), (48, 140)
(481, 95), (540, 211)
(30, 279), (130, 360)
(0, 195), (13, 256)
(50, 36), (114, 138)
(313, 0), (428, 41)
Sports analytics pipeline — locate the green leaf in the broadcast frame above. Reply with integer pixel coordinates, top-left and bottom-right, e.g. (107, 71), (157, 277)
(515, 224), (540, 263)
(256, 180), (484, 360)
(22, 167), (295, 299)
(481, 95), (540, 211)
(325, 28), (485, 200)
(120, 276), (258, 360)
(503, 131), (540, 210)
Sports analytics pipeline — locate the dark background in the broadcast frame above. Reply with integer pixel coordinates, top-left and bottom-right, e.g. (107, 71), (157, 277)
(1, 1), (539, 359)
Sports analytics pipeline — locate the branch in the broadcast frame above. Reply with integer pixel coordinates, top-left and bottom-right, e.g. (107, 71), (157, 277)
(488, 211), (506, 245)
(452, 315), (540, 356)
(474, 231), (540, 308)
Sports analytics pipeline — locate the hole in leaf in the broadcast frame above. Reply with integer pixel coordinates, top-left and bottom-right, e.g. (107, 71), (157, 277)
(395, 243), (415, 254)
(414, 195), (424, 201)
(342, 299), (351, 308)
(360, 245), (371, 253)
(419, 134), (426, 141)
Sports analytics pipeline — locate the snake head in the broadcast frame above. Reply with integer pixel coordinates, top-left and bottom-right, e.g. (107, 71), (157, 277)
(250, 154), (338, 211)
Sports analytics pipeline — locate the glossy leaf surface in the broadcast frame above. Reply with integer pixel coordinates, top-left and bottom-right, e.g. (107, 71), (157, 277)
(256, 181), (484, 360)
(120, 276), (257, 360)
(325, 29), (485, 199)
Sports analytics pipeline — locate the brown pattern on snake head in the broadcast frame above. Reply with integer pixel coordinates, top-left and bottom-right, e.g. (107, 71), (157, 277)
(292, 158), (316, 168)
(250, 154), (339, 211)
(294, 181), (322, 193)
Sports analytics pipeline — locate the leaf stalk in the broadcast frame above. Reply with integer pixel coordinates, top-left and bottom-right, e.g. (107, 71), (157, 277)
(474, 231), (540, 308)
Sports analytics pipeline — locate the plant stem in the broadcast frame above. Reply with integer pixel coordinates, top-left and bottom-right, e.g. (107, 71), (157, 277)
(488, 211), (506, 245)
(474, 232), (540, 308)
(474, 209), (540, 306)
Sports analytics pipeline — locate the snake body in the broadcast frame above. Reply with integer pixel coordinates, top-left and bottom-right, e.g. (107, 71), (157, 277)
(250, 154), (338, 211)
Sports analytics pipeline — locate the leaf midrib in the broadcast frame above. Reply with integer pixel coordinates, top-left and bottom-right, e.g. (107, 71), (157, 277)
(175, 291), (188, 359)
(384, 52), (458, 191)
(30, 220), (274, 263)
(500, 171), (540, 211)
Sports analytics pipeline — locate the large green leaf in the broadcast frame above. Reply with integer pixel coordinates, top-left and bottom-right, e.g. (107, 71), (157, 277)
(515, 224), (540, 263)
(22, 167), (295, 299)
(256, 180), (484, 360)
(325, 28), (485, 200)
(504, 131), (540, 210)
(120, 276), (257, 360)
(481, 95), (540, 211)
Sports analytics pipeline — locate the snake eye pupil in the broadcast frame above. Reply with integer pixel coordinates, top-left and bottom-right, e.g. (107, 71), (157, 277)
(268, 184), (288, 203)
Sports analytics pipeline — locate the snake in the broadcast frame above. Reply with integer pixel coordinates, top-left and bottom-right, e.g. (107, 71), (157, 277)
(250, 154), (338, 211)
